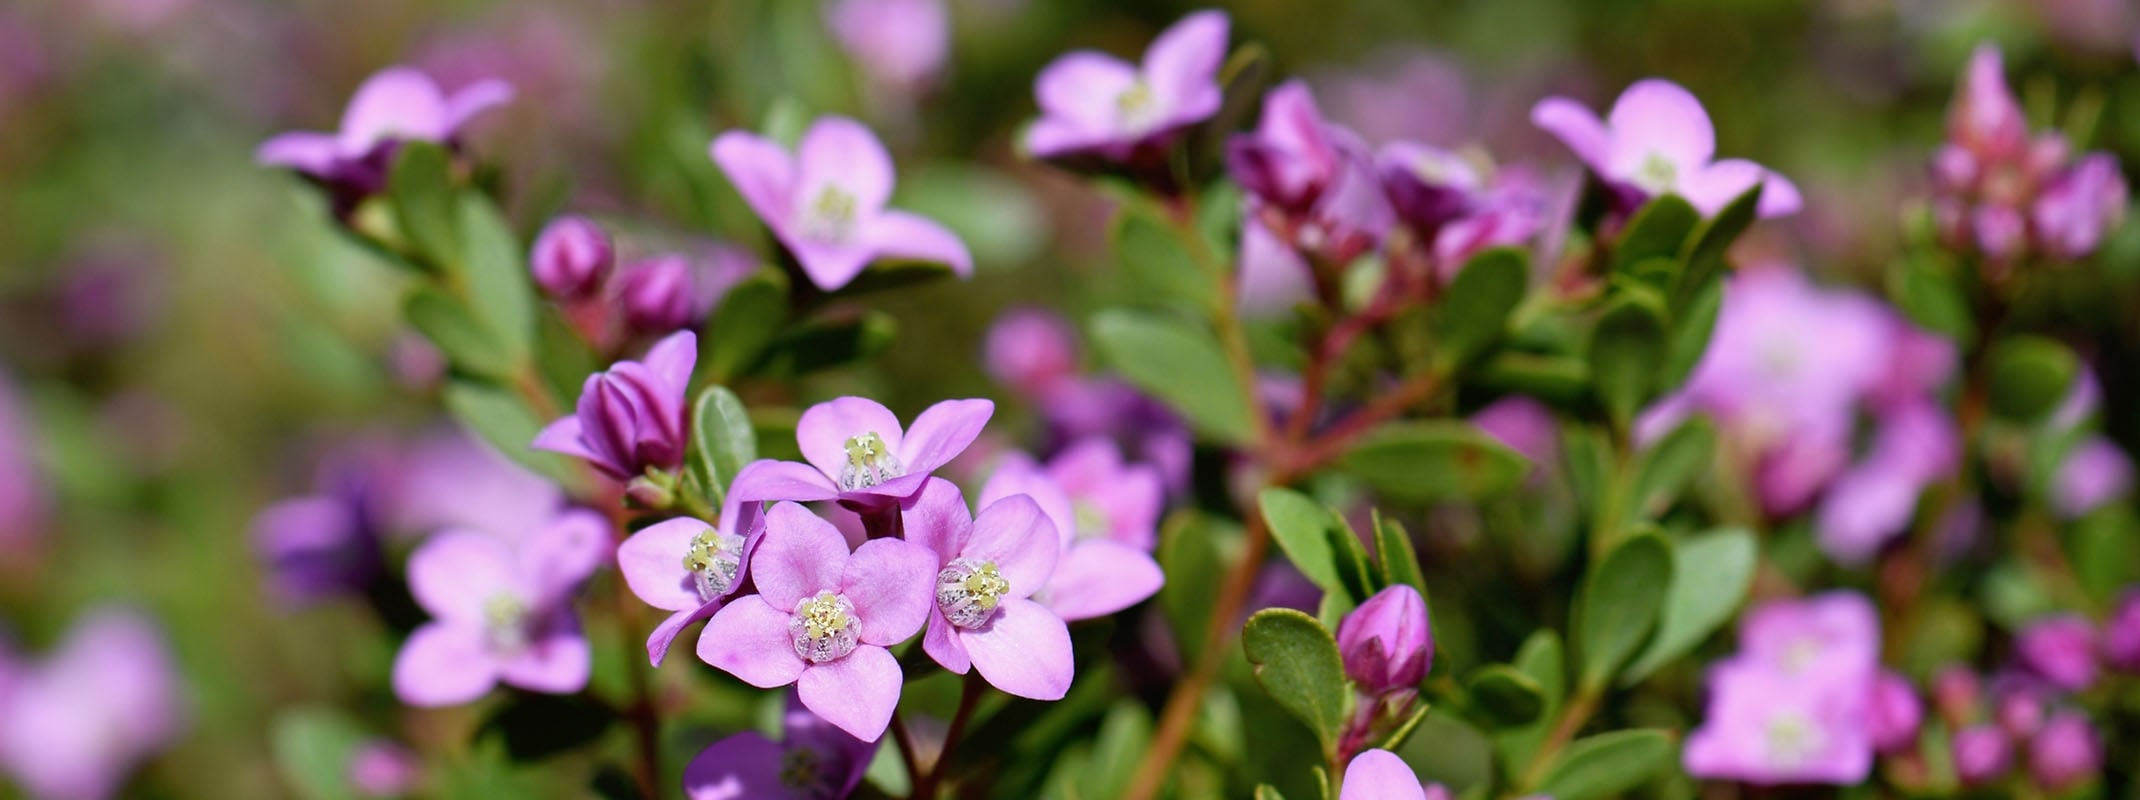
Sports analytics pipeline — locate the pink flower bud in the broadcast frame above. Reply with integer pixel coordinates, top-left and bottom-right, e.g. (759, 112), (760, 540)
(1952, 724), (2012, 785)
(618, 255), (695, 335)
(1336, 585), (1432, 695)
(347, 740), (420, 797)
(2104, 590), (2140, 673)
(1868, 671), (1923, 754)
(2028, 712), (2101, 791)
(984, 307), (1080, 398)
(2017, 615), (2100, 691)
(530, 215), (613, 300)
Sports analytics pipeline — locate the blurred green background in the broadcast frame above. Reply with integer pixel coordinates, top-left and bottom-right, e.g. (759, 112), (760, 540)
(0, 0), (2136, 796)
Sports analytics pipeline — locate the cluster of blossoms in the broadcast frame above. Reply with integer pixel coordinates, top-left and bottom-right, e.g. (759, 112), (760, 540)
(1930, 45), (2128, 273)
(530, 214), (755, 350)
(984, 306), (1192, 493)
(0, 608), (182, 800)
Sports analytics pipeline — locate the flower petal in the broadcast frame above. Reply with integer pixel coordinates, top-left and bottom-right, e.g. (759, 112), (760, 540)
(1678, 158), (1773, 218)
(966, 494), (1059, 598)
(531, 413), (599, 461)
(500, 612), (591, 694)
(710, 131), (798, 238)
(961, 598), (1073, 700)
(619, 517), (717, 612)
(797, 397), (907, 486)
(978, 453), (1076, 551)
(896, 398), (992, 477)
(443, 78), (515, 134)
(1530, 96), (1611, 172)
(640, 330), (699, 395)
(728, 459), (842, 505)
(841, 538), (938, 646)
(1605, 78), (1715, 169)
(785, 236), (879, 291)
(752, 502), (853, 612)
(866, 210), (973, 276)
(1340, 749), (1427, 800)
(1043, 540), (1164, 622)
(338, 66), (449, 151)
(407, 530), (522, 624)
(796, 116), (895, 217)
(681, 732), (788, 800)
(255, 131), (342, 174)
(1140, 10), (1230, 125)
(699, 594), (808, 688)
(922, 610), (971, 674)
(393, 623), (500, 707)
(797, 645), (903, 741)
(647, 603), (719, 667)
(1033, 51), (1139, 123)
(526, 509), (610, 609)
(898, 477), (973, 563)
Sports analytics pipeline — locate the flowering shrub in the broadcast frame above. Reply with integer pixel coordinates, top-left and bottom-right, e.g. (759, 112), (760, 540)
(2, 2), (2140, 799)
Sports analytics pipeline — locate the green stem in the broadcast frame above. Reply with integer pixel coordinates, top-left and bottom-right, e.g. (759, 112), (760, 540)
(1513, 686), (1601, 794)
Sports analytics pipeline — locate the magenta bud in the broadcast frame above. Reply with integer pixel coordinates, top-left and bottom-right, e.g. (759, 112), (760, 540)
(2104, 591), (2140, 673)
(1952, 724), (2012, 786)
(531, 215), (614, 301)
(347, 739), (420, 797)
(2028, 711), (2101, 791)
(1335, 584), (1432, 695)
(619, 254), (696, 335)
(1868, 671), (1923, 754)
(1995, 687), (2046, 737)
(983, 307), (1080, 398)
(2016, 615), (2100, 691)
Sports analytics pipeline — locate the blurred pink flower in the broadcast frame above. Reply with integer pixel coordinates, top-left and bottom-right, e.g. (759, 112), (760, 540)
(827, 0), (949, 95)
(1533, 78), (1800, 217)
(1024, 11), (1229, 162)
(392, 512), (607, 706)
(0, 608), (183, 800)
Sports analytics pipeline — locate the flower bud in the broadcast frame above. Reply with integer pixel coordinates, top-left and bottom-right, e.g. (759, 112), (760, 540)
(2033, 153), (2129, 261)
(1952, 724), (2012, 785)
(1995, 686), (2045, 737)
(1335, 584), (1432, 695)
(2016, 615), (2100, 691)
(1868, 671), (1923, 754)
(619, 254), (696, 335)
(2028, 711), (2101, 791)
(347, 740), (420, 798)
(531, 215), (614, 301)
(984, 307), (1080, 398)
(2103, 591), (2140, 673)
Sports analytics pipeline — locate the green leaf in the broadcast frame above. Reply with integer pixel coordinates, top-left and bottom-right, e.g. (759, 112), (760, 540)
(1254, 786), (1288, 800)
(1987, 336), (2079, 422)
(1377, 700), (1433, 752)
(443, 380), (587, 491)
(1588, 289), (1669, 430)
(1477, 351), (1590, 403)
(455, 194), (538, 364)
(701, 268), (789, 383)
(1373, 511), (1426, 593)
(271, 708), (371, 800)
(1495, 630), (1566, 771)
(1532, 729), (1677, 800)
(1241, 609), (1354, 754)
(1089, 309), (1256, 445)
(406, 288), (512, 381)
(1336, 421), (1530, 505)
(1674, 184), (1761, 309)
(387, 141), (459, 266)
(1572, 534), (1673, 690)
(1433, 248), (1529, 368)
(753, 309), (896, 377)
(687, 386), (756, 508)
(1621, 418), (1715, 528)
(1612, 195), (1699, 274)
(1560, 424), (1613, 522)
(1894, 254), (1973, 343)
(1080, 702), (1153, 800)
(1259, 489), (1355, 602)
(1620, 528), (1758, 685)
(1116, 206), (1216, 310)
(1467, 665), (1547, 729)
(1660, 278), (1720, 391)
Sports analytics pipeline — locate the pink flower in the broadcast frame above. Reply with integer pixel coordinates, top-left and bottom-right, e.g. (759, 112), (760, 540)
(0, 608), (183, 800)
(1339, 749), (1427, 800)
(2105, 590), (2140, 673)
(1532, 79), (1800, 217)
(1228, 80), (1348, 215)
(983, 307), (1082, 397)
(729, 396), (993, 514)
(978, 452), (1164, 622)
(1044, 437), (1166, 551)
(1868, 671), (1924, 754)
(256, 67), (512, 212)
(697, 502), (936, 740)
(1949, 45), (2029, 158)
(617, 507), (751, 666)
(1952, 724), (2013, 785)
(2052, 436), (2133, 519)
(904, 479), (1075, 700)
(825, 0), (948, 95)
(530, 215), (614, 301)
(2028, 711), (2102, 790)
(534, 330), (697, 482)
(1024, 11), (1229, 162)
(710, 117), (971, 291)
(1682, 657), (1874, 785)
(1737, 592), (1881, 675)
(1337, 585), (1433, 695)
(617, 254), (698, 336)
(682, 695), (874, 799)
(347, 739), (420, 798)
(391, 511), (609, 706)
(2033, 152), (2129, 260)
(2016, 615), (2100, 691)
(1815, 401), (1961, 565)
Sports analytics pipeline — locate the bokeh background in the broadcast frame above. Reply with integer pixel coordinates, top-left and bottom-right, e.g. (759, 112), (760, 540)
(0, 0), (2137, 796)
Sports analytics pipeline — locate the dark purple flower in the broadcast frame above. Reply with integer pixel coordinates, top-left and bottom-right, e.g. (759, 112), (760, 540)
(257, 66), (512, 211)
(682, 694), (875, 799)
(1024, 11), (1229, 163)
(531, 215), (614, 301)
(252, 496), (376, 605)
(2016, 615), (2099, 691)
(1336, 585), (1432, 695)
(2104, 590), (2140, 673)
(618, 255), (698, 335)
(535, 330), (696, 482)
(1228, 80), (1347, 214)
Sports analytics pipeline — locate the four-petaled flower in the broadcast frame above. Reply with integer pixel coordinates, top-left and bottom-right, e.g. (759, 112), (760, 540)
(903, 478), (1074, 700)
(711, 117), (971, 291)
(392, 510), (608, 706)
(682, 694), (876, 800)
(1024, 11), (1230, 162)
(698, 502), (936, 740)
(535, 330), (697, 482)
(729, 396), (993, 517)
(1532, 78), (1800, 218)
(617, 497), (757, 666)
(257, 66), (512, 213)
(978, 449), (1165, 622)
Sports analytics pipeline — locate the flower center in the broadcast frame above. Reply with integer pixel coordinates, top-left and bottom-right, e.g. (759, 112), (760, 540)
(1115, 80), (1159, 134)
(789, 591), (861, 663)
(937, 558), (1011, 629)
(838, 431), (904, 491)
(800, 185), (860, 244)
(1781, 637), (1820, 673)
(483, 594), (530, 653)
(681, 527), (746, 602)
(1633, 152), (1678, 195)
(1765, 712), (1823, 767)
(1071, 500), (1109, 541)
(780, 746), (826, 791)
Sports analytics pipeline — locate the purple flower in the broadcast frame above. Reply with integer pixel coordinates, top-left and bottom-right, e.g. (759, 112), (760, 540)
(1472, 396), (1558, 476)
(531, 215), (614, 301)
(984, 307), (1081, 398)
(1229, 80), (1348, 214)
(1336, 585), (1433, 695)
(1531, 79), (1800, 218)
(252, 495), (377, 605)
(2053, 436), (2133, 519)
(697, 502), (935, 740)
(347, 739), (420, 798)
(710, 117), (971, 291)
(1952, 724), (2013, 785)
(618, 254), (698, 335)
(256, 67), (512, 211)
(1868, 671), (1923, 754)
(1737, 592), (1881, 676)
(682, 695), (875, 799)
(1682, 657), (1873, 785)
(904, 479), (1074, 700)
(1374, 140), (1483, 236)
(0, 608), (183, 800)
(1949, 45), (2029, 158)
(826, 0), (948, 95)
(1995, 685), (2047, 736)
(535, 330), (696, 482)
(1339, 749), (1426, 800)
(1023, 11), (1229, 162)
(2105, 590), (2140, 673)
(728, 396), (993, 514)
(1044, 437), (1165, 550)
(1236, 215), (1313, 316)
(391, 511), (609, 706)
(2028, 711), (2102, 790)
(978, 453), (1164, 622)
(2016, 615), (2100, 691)
(2033, 152), (2129, 260)
(1814, 401), (1960, 565)
(392, 429), (566, 538)
(618, 508), (751, 666)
